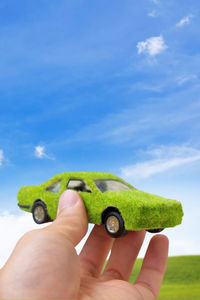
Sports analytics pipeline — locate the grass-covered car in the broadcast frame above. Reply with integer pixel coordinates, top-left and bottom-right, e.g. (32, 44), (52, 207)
(17, 172), (183, 237)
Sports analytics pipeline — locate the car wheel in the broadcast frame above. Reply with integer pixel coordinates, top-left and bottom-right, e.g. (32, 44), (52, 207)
(32, 201), (48, 224)
(104, 211), (125, 238)
(146, 228), (164, 233)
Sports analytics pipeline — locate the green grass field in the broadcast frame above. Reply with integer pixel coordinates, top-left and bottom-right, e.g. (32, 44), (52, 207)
(129, 255), (200, 299)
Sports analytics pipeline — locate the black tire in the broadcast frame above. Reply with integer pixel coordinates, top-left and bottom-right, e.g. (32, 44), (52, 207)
(104, 211), (125, 238)
(146, 228), (164, 233)
(32, 201), (49, 224)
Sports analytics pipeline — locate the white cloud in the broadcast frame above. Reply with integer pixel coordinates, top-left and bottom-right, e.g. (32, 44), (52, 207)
(34, 145), (54, 159)
(148, 10), (156, 17)
(0, 211), (93, 268)
(0, 149), (4, 166)
(176, 74), (197, 86)
(0, 211), (199, 269)
(176, 15), (193, 27)
(0, 212), (45, 267)
(131, 82), (163, 92)
(71, 94), (200, 146)
(137, 35), (167, 57)
(138, 227), (200, 257)
(121, 145), (200, 180)
(35, 145), (46, 158)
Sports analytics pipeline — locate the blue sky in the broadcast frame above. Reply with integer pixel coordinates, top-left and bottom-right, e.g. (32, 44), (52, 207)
(0, 0), (200, 255)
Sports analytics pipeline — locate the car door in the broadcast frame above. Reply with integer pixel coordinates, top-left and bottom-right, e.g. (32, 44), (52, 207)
(66, 178), (102, 224)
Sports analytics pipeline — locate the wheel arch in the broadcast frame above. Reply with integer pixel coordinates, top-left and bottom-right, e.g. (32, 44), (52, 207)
(101, 206), (122, 224)
(31, 199), (45, 211)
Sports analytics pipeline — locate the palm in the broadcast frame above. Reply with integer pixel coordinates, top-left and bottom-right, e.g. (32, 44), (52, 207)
(76, 225), (168, 300)
(79, 276), (142, 300)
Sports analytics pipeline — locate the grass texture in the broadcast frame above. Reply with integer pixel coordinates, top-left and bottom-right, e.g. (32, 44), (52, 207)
(129, 255), (200, 300)
(18, 172), (183, 230)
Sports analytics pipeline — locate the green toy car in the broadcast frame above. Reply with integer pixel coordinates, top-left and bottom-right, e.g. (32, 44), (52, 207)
(17, 172), (183, 237)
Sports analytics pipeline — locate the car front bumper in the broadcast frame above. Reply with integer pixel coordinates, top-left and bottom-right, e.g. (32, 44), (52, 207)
(18, 203), (31, 209)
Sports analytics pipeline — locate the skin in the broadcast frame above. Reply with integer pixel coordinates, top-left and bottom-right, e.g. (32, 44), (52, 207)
(0, 190), (169, 300)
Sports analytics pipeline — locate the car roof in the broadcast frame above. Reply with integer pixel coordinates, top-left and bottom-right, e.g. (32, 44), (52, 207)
(52, 172), (121, 180)
(43, 172), (134, 189)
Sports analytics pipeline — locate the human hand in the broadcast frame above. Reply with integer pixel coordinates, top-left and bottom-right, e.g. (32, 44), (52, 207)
(0, 190), (169, 300)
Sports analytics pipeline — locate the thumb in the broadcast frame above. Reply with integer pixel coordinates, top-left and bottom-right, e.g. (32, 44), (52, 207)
(49, 190), (88, 246)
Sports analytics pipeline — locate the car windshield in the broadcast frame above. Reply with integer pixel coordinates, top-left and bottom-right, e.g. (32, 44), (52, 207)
(94, 179), (131, 193)
(46, 181), (61, 193)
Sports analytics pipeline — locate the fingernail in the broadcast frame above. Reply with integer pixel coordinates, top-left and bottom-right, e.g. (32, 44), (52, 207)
(57, 190), (79, 214)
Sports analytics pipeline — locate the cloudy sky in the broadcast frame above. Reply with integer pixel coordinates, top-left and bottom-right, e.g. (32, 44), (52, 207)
(0, 0), (200, 267)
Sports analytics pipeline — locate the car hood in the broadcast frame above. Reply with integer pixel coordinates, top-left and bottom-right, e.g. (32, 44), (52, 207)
(103, 189), (183, 229)
(103, 189), (176, 205)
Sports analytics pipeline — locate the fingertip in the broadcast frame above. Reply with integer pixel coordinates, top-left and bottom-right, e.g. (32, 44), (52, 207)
(57, 190), (82, 215)
(49, 190), (88, 246)
(150, 234), (169, 250)
(145, 234), (169, 272)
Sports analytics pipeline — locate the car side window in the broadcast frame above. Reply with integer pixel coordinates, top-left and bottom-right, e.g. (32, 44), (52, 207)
(46, 181), (61, 193)
(67, 179), (91, 193)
